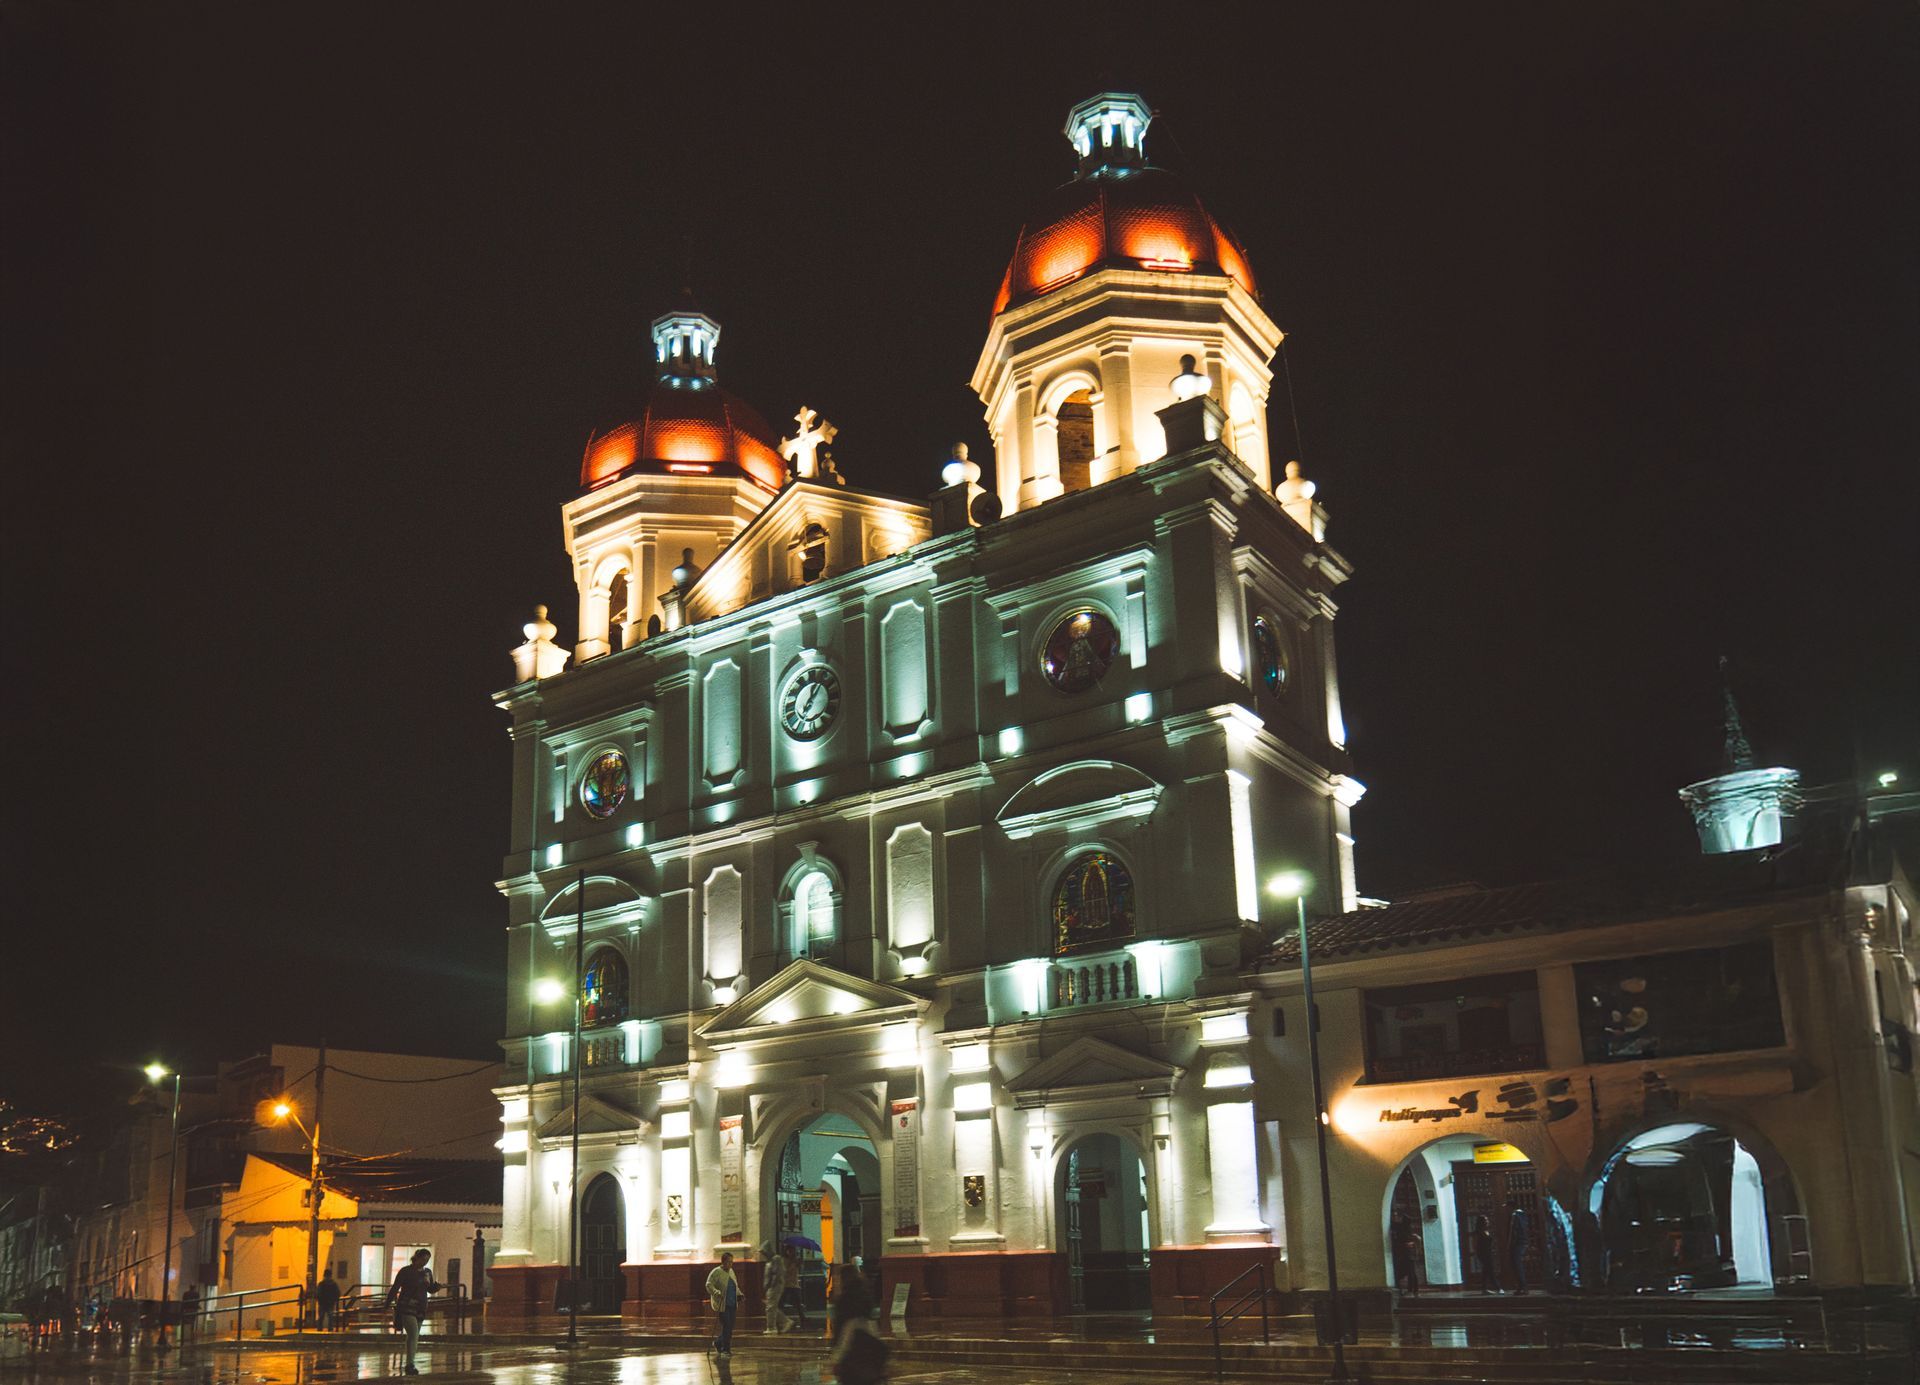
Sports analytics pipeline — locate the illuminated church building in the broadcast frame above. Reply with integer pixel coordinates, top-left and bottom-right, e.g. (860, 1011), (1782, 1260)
(489, 92), (1920, 1322)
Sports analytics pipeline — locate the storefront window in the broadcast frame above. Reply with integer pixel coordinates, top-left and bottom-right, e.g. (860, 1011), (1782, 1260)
(1574, 941), (1783, 1064)
(1361, 972), (1544, 1083)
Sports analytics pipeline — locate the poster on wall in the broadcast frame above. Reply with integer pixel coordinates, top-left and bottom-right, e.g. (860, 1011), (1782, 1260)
(890, 1098), (919, 1236)
(719, 1115), (744, 1242)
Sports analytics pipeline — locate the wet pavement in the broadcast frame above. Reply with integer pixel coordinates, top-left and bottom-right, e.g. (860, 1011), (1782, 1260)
(2, 1301), (1914, 1385)
(0, 1339), (1169, 1385)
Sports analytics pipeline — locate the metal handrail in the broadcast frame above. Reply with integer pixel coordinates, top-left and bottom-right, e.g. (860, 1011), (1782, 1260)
(1208, 1260), (1271, 1382)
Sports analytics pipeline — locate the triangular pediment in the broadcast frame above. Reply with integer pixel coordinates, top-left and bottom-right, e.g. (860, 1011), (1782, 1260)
(1005, 1035), (1184, 1106)
(537, 1093), (646, 1143)
(698, 959), (928, 1040)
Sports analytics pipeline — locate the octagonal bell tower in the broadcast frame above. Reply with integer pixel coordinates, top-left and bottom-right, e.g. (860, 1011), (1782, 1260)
(970, 92), (1284, 516)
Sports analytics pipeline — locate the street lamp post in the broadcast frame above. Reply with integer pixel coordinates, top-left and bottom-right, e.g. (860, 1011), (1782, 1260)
(535, 867), (586, 1349)
(142, 1063), (181, 1352)
(1269, 873), (1351, 1384)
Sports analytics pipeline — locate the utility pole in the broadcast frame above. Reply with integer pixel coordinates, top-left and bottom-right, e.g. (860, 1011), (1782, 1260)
(567, 871), (584, 1346)
(304, 1041), (327, 1324)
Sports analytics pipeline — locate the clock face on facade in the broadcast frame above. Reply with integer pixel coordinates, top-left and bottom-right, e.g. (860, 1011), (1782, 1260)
(780, 664), (841, 740)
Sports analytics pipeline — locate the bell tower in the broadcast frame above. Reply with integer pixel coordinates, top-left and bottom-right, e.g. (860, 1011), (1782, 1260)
(970, 91), (1283, 515)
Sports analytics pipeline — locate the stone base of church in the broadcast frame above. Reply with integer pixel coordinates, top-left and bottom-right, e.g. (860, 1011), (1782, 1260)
(881, 1250), (1066, 1318)
(1147, 1244), (1283, 1317)
(622, 1260), (767, 1322)
(482, 1264), (571, 1328)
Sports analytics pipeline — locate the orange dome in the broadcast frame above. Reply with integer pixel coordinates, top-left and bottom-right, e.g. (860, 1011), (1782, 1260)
(580, 380), (787, 492)
(992, 167), (1257, 316)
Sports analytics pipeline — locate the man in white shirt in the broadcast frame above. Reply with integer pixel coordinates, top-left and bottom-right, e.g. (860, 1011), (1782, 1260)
(704, 1252), (740, 1359)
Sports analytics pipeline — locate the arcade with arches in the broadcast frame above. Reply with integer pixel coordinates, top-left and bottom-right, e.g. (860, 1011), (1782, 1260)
(1380, 1121), (1802, 1294)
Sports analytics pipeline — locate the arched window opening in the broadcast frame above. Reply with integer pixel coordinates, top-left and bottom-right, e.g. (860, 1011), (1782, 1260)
(1056, 390), (1095, 492)
(792, 869), (837, 959)
(1053, 850), (1136, 953)
(606, 570), (630, 650)
(582, 947), (629, 1027)
(800, 524), (829, 584)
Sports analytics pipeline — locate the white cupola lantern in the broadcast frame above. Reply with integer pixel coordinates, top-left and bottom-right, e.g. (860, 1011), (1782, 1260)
(651, 307), (721, 386)
(1065, 91), (1153, 176)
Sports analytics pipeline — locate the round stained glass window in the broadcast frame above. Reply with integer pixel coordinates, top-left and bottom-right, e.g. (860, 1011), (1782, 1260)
(1252, 616), (1288, 694)
(579, 749), (629, 819)
(1052, 851), (1136, 953)
(1041, 608), (1120, 694)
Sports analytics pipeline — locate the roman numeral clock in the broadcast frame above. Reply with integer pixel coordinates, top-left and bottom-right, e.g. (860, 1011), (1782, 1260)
(779, 664), (841, 741)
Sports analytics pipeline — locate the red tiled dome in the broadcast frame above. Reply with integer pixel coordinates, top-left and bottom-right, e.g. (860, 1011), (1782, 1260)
(581, 380), (786, 492)
(992, 168), (1257, 316)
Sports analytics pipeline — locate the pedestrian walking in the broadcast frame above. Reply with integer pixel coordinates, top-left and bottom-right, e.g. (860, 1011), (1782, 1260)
(1389, 1213), (1422, 1296)
(826, 1265), (887, 1384)
(314, 1271), (341, 1331)
(26, 1288), (46, 1352)
(1507, 1205), (1532, 1294)
(179, 1287), (200, 1343)
(1469, 1214), (1501, 1293)
(704, 1251), (740, 1359)
(760, 1243), (788, 1334)
(780, 1248), (808, 1330)
(385, 1249), (441, 1376)
(828, 1262), (873, 1347)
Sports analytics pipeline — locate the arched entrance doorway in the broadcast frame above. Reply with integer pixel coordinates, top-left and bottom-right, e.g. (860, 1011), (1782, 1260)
(1589, 1123), (1796, 1292)
(1055, 1134), (1151, 1312)
(770, 1113), (881, 1315)
(1382, 1137), (1565, 1294)
(580, 1174), (626, 1313)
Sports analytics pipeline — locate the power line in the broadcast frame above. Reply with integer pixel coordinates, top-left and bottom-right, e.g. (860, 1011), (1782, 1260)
(323, 1062), (498, 1085)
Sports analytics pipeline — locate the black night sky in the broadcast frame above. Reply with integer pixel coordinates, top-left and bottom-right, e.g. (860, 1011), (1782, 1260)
(3, 4), (1915, 1116)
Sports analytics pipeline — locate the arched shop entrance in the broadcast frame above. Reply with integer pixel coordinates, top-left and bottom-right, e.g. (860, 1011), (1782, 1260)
(1590, 1123), (1798, 1292)
(771, 1113), (882, 1313)
(579, 1174), (626, 1313)
(1056, 1133), (1152, 1311)
(1383, 1137), (1568, 1293)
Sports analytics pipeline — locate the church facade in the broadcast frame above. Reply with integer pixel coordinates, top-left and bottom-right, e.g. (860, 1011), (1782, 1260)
(488, 91), (1920, 1327)
(488, 91), (1364, 1321)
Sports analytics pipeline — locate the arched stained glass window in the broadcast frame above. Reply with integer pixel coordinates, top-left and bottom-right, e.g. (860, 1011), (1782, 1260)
(1041, 609), (1120, 694)
(1052, 851), (1136, 953)
(582, 947), (629, 1026)
(580, 749), (630, 819)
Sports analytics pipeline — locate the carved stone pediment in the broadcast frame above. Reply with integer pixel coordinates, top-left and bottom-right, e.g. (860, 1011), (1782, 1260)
(536, 1093), (648, 1146)
(698, 959), (927, 1042)
(1004, 1035), (1184, 1108)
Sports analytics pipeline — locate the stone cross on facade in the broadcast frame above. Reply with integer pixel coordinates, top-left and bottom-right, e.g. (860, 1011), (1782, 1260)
(779, 405), (838, 480)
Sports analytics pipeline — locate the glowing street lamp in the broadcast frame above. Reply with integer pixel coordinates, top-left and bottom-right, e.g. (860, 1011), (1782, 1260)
(144, 1063), (182, 1351)
(1267, 871), (1350, 1383)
